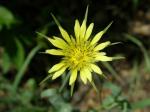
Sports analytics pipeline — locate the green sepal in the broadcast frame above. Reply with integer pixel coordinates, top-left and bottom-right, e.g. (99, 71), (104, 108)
(91, 81), (98, 93)
(39, 74), (52, 85)
(51, 13), (61, 27)
(110, 42), (122, 46)
(71, 83), (75, 96)
(36, 32), (49, 39)
(103, 21), (113, 34)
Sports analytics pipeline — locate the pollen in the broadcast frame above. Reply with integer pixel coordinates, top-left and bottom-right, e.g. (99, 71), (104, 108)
(64, 41), (95, 70)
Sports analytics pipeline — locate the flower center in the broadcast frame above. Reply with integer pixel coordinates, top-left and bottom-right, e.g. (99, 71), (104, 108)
(72, 47), (86, 63)
(64, 41), (95, 70)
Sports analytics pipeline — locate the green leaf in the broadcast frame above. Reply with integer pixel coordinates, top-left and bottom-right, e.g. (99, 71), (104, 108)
(0, 6), (16, 29)
(125, 34), (150, 72)
(132, 98), (150, 109)
(122, 102), (130, 112)
(41, 89), (72, 112)
(12, 45), (42, 92)
(25, 78), (36, 90)
(20, 79), (36, 105)
(103, 82), (121, 97)
(41, 88), (57, 98)
(102, 96), (115, 108)
(142, 48), (150, 72)
(11, 106), (47, 112)
(13, 38), (25, 70)
(102, 62), (125, 86)
(1, 50), (11, 74)
(125, 34), (142, 47)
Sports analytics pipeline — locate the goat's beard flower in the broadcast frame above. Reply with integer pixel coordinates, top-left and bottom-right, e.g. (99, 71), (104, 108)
(43, 7), (115, 92)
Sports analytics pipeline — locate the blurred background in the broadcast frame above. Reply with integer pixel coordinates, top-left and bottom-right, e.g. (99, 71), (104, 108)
(0, 0), (150, 112)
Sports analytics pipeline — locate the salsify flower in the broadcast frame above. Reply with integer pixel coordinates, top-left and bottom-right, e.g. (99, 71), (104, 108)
(42, 6), (117, 94)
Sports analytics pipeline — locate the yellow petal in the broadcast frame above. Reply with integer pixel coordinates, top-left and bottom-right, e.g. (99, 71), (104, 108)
(48, 36), (68, 49)
(90, 22), (113, 45)
(80, 69), (87, 84)
(80, 20), (86, 39)
(85, 68), (92, 82)
(90, 31), (104, 45)
(58, 26), (71, 43)
(95, 52), (107, 56)
(90, 64), (102, 75)
(69, 69), (78, 85)
(48, 62), (65, 73)
(45, 49), (64, 55)
(94, 41), (111, 51)
(79, 6), (88, 39)
(51, 14), (71, 43)
(52, 67), (67, 80)
(84, 6), (88, 23)
(74, 20), (80, 42)
(85, 23), (94, 40)
(70, 35), (75, 44)
(95, 55), (113, 61)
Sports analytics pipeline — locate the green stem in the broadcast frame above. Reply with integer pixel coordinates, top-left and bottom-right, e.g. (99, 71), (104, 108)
(102, 62), (125, 86)
(71, 83), (75, 96)
(12, 45), (42, 92)
(141, 46), (150, 72)
(59, 72), (70, 93)
(91, 81), (98, 93)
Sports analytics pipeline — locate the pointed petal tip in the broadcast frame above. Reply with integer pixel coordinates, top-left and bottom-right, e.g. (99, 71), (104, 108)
(83, 5), (89, 23)
(81, 78), (87, 85)
(113, 56), (125, 60)
(94, 41), (111, 51)
(45, 49), (64, 55)
(58, 26), (71, 43)
(80, 69), (88, 84)
(85, 23), (94, 40)
(74, 19), (80, 41)
(69, 81), (73, 86)
(110, 42), (123, 46)
(69, 69), (78, 85)
(90, 22), (113, 45)
(48, 62), (65, 73)
(51, 13), (61, 27)
(103, 21), (113, 33)
(90, 64), (102, 75)
(36, 32), (49, 39)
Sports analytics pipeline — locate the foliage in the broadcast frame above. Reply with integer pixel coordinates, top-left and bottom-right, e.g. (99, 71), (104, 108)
(0, 1), (150, 112)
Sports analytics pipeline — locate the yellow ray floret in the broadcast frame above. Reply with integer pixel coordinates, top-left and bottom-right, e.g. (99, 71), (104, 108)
(43, 6), (117, 94)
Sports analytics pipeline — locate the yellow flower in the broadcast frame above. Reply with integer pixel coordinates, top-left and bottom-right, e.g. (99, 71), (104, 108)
(44, 6), (115, 92)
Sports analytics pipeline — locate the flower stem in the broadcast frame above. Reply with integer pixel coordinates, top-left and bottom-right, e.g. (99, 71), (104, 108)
(59, 72), (70, 93)
(12, 45), (42, 93)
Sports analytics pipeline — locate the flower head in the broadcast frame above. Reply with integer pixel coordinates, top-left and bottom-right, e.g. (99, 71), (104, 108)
(44, 6), (114, 91)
